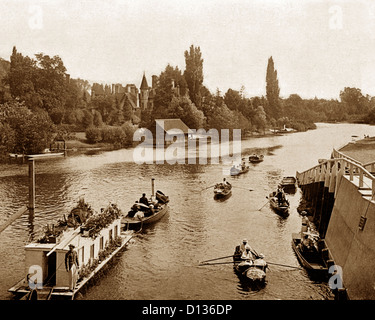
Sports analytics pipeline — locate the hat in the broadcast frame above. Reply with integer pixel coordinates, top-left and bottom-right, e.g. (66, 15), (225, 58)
(69, 244), (75, 248)
(242, 239), (248, 243)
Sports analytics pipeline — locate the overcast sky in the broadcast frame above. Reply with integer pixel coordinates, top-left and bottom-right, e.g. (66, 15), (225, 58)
(0, 0), (374, 99)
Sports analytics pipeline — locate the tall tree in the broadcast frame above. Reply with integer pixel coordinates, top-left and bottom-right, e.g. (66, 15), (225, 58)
(266, 56), (280, 120)
(184, 45), (204, 107)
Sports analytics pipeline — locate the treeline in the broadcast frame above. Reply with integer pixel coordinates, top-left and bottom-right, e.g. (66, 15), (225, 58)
(0, 46), (137, 155)
(1, 45), (375, 156)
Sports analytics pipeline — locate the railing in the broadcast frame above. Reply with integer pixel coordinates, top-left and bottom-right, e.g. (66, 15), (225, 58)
(297, 157), (375, 200)
(332, 147), (375, 175)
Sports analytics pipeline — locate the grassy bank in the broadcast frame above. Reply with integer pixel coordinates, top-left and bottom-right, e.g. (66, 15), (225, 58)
(339, 137), (375, 164)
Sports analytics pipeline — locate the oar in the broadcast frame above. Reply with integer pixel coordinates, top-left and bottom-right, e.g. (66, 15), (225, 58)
(199, 261), (240, 266)
(266, 262), (302, 270)
(200, 185), (216, 192)
(257, 196), (269, 211)
(200, 254), (241, 264)
(232, 186), (254, 192)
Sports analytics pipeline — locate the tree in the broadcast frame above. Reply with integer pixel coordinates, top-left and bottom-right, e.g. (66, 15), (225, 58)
(0, 100), (56, 154)
(5, 46), (36, 103)
(168, 95), (205, 129)
(153, 64), (186, 118)
(340, 87), (369, 115)
(266, 56), (280, 119)
(184, 45), (204, 107)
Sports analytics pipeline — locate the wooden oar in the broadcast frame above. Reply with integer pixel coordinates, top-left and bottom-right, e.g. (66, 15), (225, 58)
(232, 186), (254, 192)
(200, 185), (216, 192)
(200, 254), (240, 264)
(199, 261), (240, 266)
(258, 197), (269, 211)
(266, 262), (302, 269)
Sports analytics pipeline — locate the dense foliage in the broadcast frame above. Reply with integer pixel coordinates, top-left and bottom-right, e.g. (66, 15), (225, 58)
(2, 44), (375, 158)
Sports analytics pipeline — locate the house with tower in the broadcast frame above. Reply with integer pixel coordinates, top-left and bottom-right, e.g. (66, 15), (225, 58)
(90, 73), (157, 122)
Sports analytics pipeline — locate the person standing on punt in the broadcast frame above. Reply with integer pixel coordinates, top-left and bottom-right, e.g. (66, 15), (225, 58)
(65, 244), (79, 291)
(139, 193), (149, 206)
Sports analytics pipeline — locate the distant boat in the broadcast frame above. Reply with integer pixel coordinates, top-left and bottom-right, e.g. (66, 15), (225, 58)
(230, 163), (250, 176)
(249, 154), (264, 163)
(213, 181), (232, 199)
(26, 152), (64, 159)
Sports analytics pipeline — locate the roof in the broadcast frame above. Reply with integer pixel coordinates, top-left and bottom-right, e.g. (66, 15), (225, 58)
(140, 74), (149, 89)
(155, 119), (192, 134)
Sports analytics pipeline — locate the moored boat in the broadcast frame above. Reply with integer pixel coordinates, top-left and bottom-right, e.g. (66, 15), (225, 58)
(8, 199), (133, 300)
(291, 221), (329, 278)
(249, 154), (264, 163)
(280, 176), (297, 192)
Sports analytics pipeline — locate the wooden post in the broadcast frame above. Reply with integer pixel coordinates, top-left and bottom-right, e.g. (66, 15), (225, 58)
(28, 159), (35, 212)
(151, 178), (155, 197)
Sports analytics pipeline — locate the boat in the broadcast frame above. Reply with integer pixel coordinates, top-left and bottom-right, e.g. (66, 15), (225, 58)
(269, 191), (290, 215)
(122, 188), (169, 230)
(26, 152), (64, 159)
(249, 154), (264, 163)
(230, 163), (250, 176)
(213, 180), (232, 199)
(8, 199), (134, 300)
(292, 232), (328, 278)
(233, 245), (267, 285)
(280, 176), (297, 193)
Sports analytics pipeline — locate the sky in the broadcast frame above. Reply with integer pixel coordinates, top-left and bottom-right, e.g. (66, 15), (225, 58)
(0, 0), (374, 100)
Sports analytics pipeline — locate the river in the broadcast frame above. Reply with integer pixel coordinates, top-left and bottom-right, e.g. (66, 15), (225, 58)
(0, 122), (372, 300)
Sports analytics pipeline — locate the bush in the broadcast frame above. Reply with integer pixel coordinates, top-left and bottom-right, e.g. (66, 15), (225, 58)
(85, 126), (102, 143)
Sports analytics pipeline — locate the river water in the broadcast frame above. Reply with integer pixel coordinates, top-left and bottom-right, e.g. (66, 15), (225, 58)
(0, 123), (373, 300)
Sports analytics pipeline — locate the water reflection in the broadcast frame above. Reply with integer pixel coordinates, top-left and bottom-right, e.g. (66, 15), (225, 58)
(0, 123), (373, 299)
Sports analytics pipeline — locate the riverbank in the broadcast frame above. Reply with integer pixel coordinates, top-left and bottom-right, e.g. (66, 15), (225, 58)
(338, 136), (375, 164)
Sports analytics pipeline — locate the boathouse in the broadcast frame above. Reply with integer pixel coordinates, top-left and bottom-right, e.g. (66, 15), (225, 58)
(148, 119), (192, 144)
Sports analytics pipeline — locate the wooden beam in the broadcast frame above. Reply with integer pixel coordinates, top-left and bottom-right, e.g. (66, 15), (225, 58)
(0, 206), (28, 233)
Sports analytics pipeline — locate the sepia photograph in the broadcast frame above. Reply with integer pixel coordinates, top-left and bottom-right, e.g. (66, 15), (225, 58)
(0, 0), (374, 310)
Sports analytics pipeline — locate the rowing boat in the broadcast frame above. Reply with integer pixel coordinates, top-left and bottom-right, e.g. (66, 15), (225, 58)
(291, 232), (328, 277)
(233, 245), (267, 285)
(213, 181), (232, 199)
(269, 191), (290, 215)
(280, 176), (297, 193)
(249, 154), (264, 163)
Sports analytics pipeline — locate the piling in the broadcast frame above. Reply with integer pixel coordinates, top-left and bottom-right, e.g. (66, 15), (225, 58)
(28, 159), (35, 214)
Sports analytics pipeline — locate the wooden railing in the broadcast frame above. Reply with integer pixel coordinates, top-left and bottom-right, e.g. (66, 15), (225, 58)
(297, 157), (375, 200)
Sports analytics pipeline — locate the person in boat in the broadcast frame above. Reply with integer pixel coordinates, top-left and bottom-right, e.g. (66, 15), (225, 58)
(240, 239), (251, 254)
(276, 185), (285, 205)
(139, 193), (149, 206)
(127, 201), (139, 218)
(241, 247), (254, 261)
(65, 244), (79, 292)
(223, 178), (231, 189)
